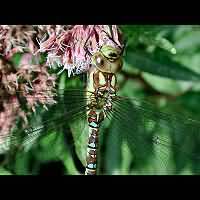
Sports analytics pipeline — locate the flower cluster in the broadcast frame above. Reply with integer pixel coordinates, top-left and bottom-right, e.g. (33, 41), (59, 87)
(36, 25), (123, 77)
(0, 54), (56, 148)
(0, 25), (37, 59)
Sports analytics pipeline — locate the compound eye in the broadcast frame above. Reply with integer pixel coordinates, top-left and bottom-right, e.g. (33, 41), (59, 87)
(96, 56), (104, 66)
(108, 52), (117, 58)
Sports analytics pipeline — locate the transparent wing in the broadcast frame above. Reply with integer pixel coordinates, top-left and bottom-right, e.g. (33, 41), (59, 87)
(0, 88), (90, 166)
(4, 87), (200, 175)
(104, 95), (200, 175)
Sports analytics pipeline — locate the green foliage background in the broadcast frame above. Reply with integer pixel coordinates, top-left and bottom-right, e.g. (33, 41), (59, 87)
(2, 25), (200, 175)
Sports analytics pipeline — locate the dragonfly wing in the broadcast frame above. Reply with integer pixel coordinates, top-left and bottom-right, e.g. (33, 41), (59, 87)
(106, 96), (200, 174)
(0, 89), (89, 165)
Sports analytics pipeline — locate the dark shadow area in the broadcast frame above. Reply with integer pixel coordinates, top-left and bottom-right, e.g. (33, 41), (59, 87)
(63, 125), (85, 174)
(39, 160), (65, 175)
(0, 154), (5, 164)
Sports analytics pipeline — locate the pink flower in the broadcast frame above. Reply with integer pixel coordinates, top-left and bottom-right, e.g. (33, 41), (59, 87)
(36, 25), (123, 77)
(0, 54), (57, 149)
(0, 25), (37, 59)
(16, 54), (57, 111)
(0, 96), (26, 150)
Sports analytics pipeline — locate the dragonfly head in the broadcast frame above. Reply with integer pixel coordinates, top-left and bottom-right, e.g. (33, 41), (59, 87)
(92, 45), (123, 74)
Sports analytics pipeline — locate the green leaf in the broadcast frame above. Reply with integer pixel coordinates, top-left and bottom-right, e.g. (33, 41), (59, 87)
(14, 151), (31, 175)
(104, 120), (123, 174)
(124, 49), (200, 81)
(0, 167), (12, 175)
(142, 73), (193, 95)
(120, 141), (132, 174)
(121, 25), (177, 50)
(69, 114), (88, 167)
(139, 35), (176, 54)
(121, 25), (176, 37)
(10, 53), (23, 67)
(174, 30), (200, 53)
(35, 131), (64, 161)
(60, 149), (79, 175)
(172, 91), (200, 119)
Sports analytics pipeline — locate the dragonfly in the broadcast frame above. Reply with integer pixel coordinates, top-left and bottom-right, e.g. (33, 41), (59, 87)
(1, 32), (200, 175)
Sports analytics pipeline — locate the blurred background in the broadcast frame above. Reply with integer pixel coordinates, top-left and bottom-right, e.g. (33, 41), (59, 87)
(1, 25), (200, 175)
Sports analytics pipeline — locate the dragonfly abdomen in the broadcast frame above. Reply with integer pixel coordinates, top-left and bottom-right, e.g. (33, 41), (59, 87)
(85, 111), (102, 175)
(85, 130), (98, 175)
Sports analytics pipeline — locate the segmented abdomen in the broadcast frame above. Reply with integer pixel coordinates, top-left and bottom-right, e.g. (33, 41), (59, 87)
(85, 109), (103, 175)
